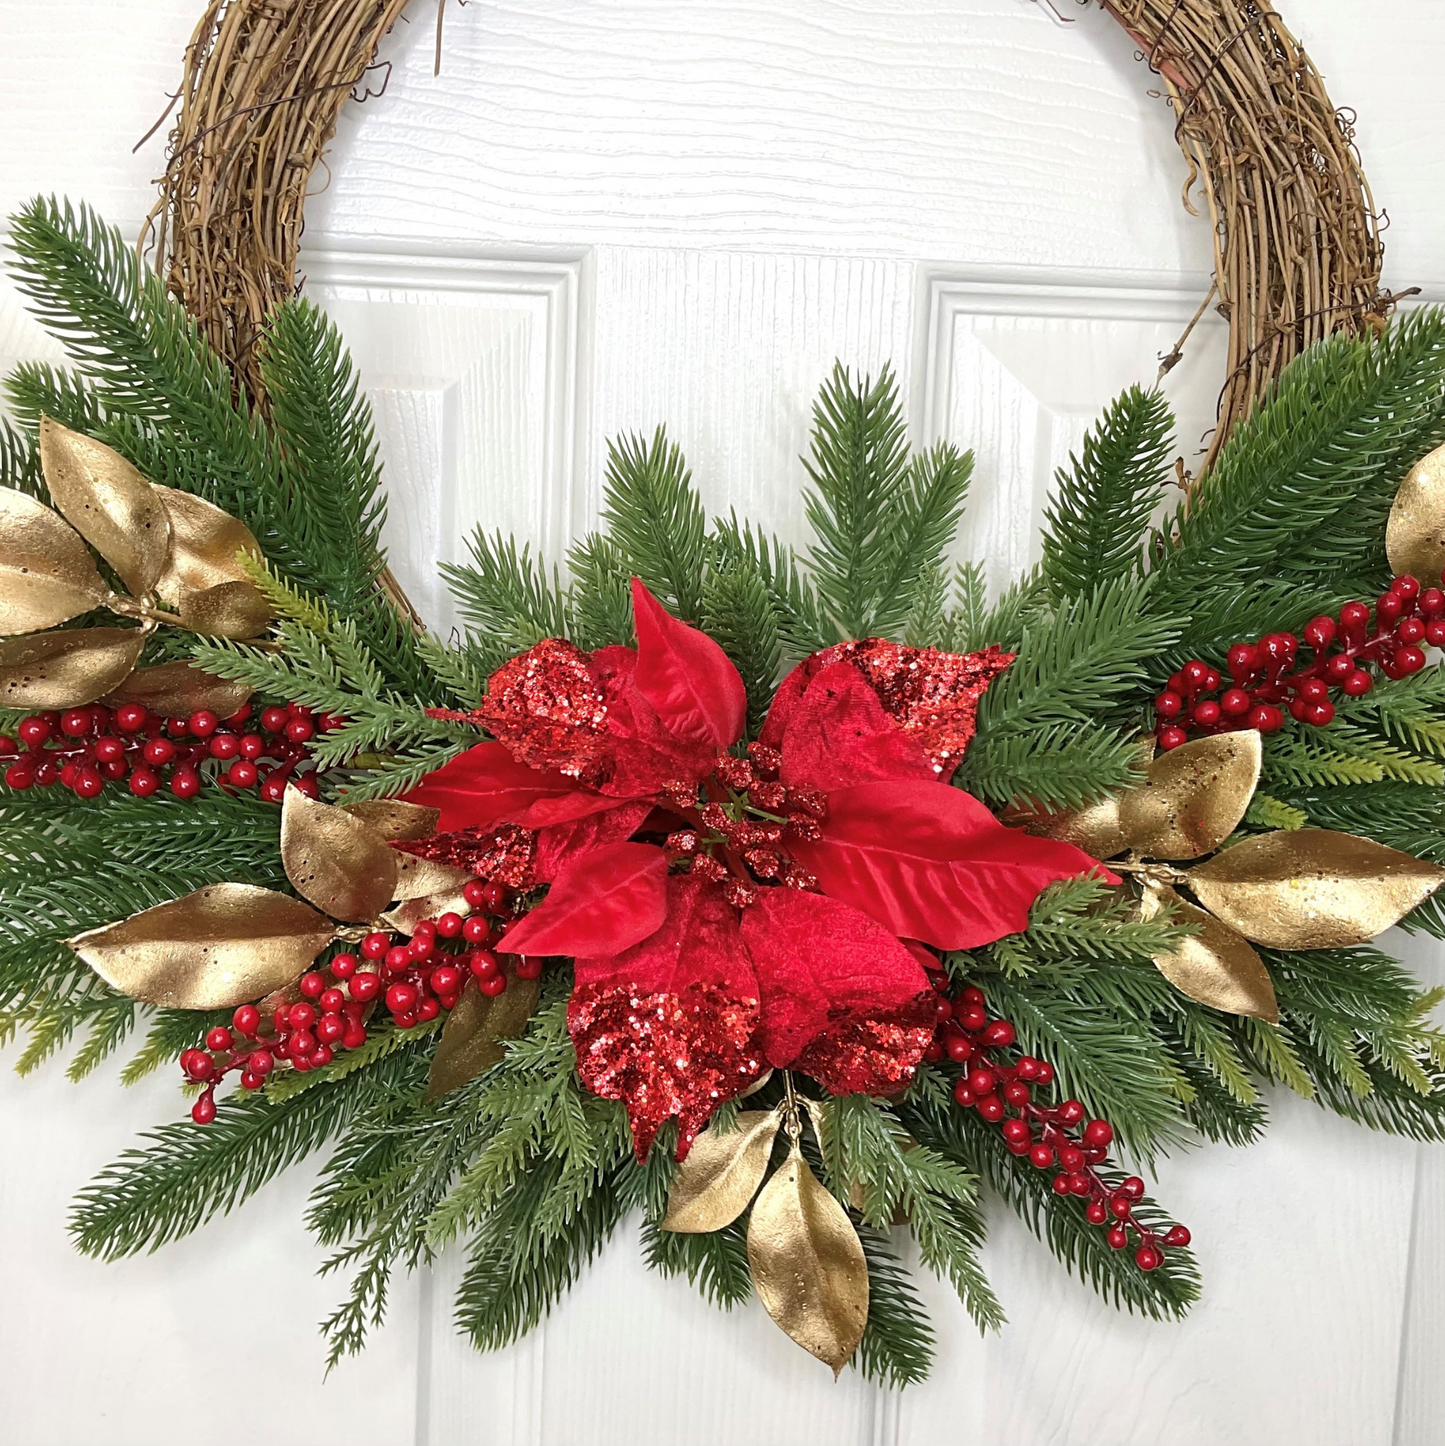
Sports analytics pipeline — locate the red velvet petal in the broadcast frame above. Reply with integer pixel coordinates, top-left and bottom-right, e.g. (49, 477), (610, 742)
(762, 639), (1013, 780)
(532, 801), (654, 883)
(569, 981), (763, 1160)
(738, 887), (932, 1069)
(793, 779), (1115, 950)
(776, 661), (934, 793)
(498, 841), (669, 958)
(403, 742), (597, 833)
(573, 874), (759, 998)
(631, 577), (747, 751)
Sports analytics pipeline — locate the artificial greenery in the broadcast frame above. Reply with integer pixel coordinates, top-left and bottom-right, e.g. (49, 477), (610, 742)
(5, 200), (1445, 1384)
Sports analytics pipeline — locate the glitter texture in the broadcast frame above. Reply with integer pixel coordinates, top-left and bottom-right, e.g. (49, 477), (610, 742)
(793, 994), (938, 1095)
(479, 638), (611, 781)
(398, 822), (537, 887)
(769, 639), (1014, 780)
(568, 981), (764, 1159)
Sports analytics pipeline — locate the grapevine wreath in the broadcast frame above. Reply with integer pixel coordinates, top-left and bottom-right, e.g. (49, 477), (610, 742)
(5, 2), (1445, 1389)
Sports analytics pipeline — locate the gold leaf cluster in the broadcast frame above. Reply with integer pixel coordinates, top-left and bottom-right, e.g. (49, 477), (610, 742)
(0, 419), (273, 711)
(1019, 731), (1445, 1020)
(663, 1099), (868, 1375)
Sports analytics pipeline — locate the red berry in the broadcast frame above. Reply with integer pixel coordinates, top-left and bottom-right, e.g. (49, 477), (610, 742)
(289, 1002), (317, 1029)
(1305, 700), (1335, 726)
(342, 1024), (368, 1050)
(94, 736), (125, 764)
(1058, 1145), (1085, 1173)
(128, 767), (160, 797)
(361, 931), (391, 960)
(430, 965), (462, 996)
(115, 704), (148, 732)
(462, 915), (491, 944)
(1247, 704), (1284, 733)
(189, 710), (220, 738)
(1377, 592), (1404, 625)
(976, 1095), (1005, 1122)
(966, 1067), (997, 1096)
(316, 1014), (344, 1044)
(290, 1029), (317, 1056)
(1015, 1056), (1041, 1080)
(330, 952), (358, 980)
(1226, 642), (1259, 680)
(233, 1004), (260, 1036)
(436, 912), (464, 939)
(285, 718), (314, 744)
(1051, 1174), (1072, 1197)
(1191, 699), (1221, 727)
(1220, 688), (1252, 717)
(1082, 1118), (1114, 1148)
(981, 1019), (1016, 1048)
(349, 971), (381, 1002)
(1001, 1119), (1031, 1146)
(171, 767), (201, 798)
(1393, 574), (1422, 602)
(1028, 1143), (1054, 1170)
(1110, 1195), (1132, 1220)
(291, 773), (320, 799)
(468, 950), (500, 980)
(386, 982), (419, 1015)
(951, 1078), (975, 1107)
(1003, 1081), (1031, 1107)
(1107, 1226), (1128, 1250)
(1120, 1176), (1146, 1199)
(479, 881), (509, 911)
(1086, 1199), (1108, 1225)
(191, 1093), (217, 1125)
(1154, 690), (1183, 720)
(260, 707), (288, 733)
(60, 708), (91, 738)
(299, 971), (325, 998)
(311, 1044), (334, 1068)
(479, 973), (509, 997)
(1067, 1172), (1092, 1196)
(1157, 726), (1188, 751)
(1181, 660), (1209, 690)
(1303, 615), (1337, 649)
(944, 1034), (973, 1063)
(959, 986), (985, 1007)
(417, 997), (441, 1021)
(1340, 600), (1370, 630)
(408, 932), (436, 962)
(1297, 677), (1329, 703)
(238, 733), (265, 760)
(1422, 588), (1445, 618)
(923, 1040), (944, 1062)
(318, 988), (345, 1014)
(227, 759), (258, 788)
(206, 1026), (234, 1052)
(143, 737), (176, 766)
(1135, 1245), (1162, 1271)
(957, 1005), (988, 1032)
(515, 956), (544, 980)
(1033, 1060), (1054, 1087)
(462, 878), (488, 908)
(240, 1070), (263, 1090)
(1342, 668), (1373, 697)
(184, 1051), (215, 1081)
(1429, 620), (1445, 647)
(1057, 1099), (1085, 1126)
(1164, 1225), (1192, 1247)
(1397, 645), (1428, 675)
(1397, 617), (1427, 645)
(73, 769), (104, 799)
(384, 945), (411, 974)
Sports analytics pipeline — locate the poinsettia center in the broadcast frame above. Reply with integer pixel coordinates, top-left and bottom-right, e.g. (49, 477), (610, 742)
(659, 741), (824, 906)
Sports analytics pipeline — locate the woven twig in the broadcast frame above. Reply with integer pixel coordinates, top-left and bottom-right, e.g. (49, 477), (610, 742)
(149, 0), (1388, 481)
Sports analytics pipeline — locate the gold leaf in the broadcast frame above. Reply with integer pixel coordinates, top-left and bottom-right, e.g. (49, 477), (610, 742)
(1119, 730), (1261, 861)
(0, 487), (108, 633)
(1387, 441), (1445, 581)
(0, 628), (147, 708)
(392, 852), (473, 902)
(747, 1144), (869, 1376)
(342, 799), (441, 842)
(105, 660), (252, 718)
(1139, 879), (1278, 1021)
(151, 484), (262, 604)
(1006, 795), (1127, 862)
(382, 888), (474, 936)
(426, 969), (542, 1099)
(67, 883), (335, 1009)
(177, 580), (273, 639)
(38, 417), (170, 597)
(1187, 829), (1445, 949)
(280, 786), (399, 923)
(663, 1109), (784, 1233)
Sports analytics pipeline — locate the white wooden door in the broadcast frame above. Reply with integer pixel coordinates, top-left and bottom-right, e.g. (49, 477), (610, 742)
(5, 3), (1445, 1442)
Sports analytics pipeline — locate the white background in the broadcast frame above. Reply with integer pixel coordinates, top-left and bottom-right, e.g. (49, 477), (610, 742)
(3, 2), (1445, 1443)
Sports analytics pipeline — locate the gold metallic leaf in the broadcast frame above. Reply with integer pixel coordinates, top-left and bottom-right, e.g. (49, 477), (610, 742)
(342, 799), (441, 842)
(1119, 730), (1261, 861)
(0, 628), (147, 708)
(382, 888), (474, 936)
(0, 486), (108, 633)
(151, 484), (262, 605)
(104, 660), (252, 718)
(1387, 441), (1445, 581)
(280, 786), (399, 923)
(426, 969), (542, 1099)
(1187, 829), (1445, 949)
(747, 1144), (869, 1376)
(1140, 879), (1278, 1021)
(1007, 795), (1127, 862)
(38, 417), (169, 597)
(177, 580), (273, 639)
(391, 853), (474, 902)
(67, 883), (335, 1009)
(663, 1109), (784, 1233)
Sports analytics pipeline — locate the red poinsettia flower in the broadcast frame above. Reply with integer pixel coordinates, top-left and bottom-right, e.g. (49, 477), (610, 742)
(407, 579), (1111, 1157)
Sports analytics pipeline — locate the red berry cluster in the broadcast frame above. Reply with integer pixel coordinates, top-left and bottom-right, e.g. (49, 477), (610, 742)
(931, 984), (1189, 1271)
(0, 701), (340, 801)
(1154, 573), (1443, 750)
(662, 743), (824, 907)
(182, 878), (530, 1122)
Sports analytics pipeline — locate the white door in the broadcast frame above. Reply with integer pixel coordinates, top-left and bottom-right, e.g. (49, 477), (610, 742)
(4, 3), (1445, 1443)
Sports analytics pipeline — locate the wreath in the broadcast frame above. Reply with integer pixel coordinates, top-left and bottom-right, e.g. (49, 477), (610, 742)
(4, 2), (1445, 1389)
